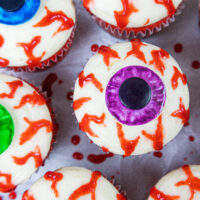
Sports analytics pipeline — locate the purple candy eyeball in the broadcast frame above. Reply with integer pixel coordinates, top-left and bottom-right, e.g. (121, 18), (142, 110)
(105, 66), (166, 126)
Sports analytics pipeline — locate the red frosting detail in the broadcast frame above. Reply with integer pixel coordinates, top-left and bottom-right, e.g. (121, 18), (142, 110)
(0, 35), (4, 48)
(79, 71), (103, 93)
(12, 145), (43, 168)
(114, 0), (139, 29)
(9, 191), (17, 199)
(171, 66), (187, 90)
(17, 36), (46, 68)
(0, 173), (15, 193)
(22, 191), (35, 200)
(144, 18), (150, 26)
(68, 171), (101, 200)
(149, 49), (169, 75)
(83, 0), (93, 9)
(0, 34), (9, 67)
(0, 80), (23, 99)
(19, 117), (53, 145)
(142, 115), (164, 151)
(176, 165), (200, 200)
(102, 146), (109, 152)
(126, 39), (147, 63)
(79, 113), (105, 138)
(154, 0), (176, 16)
(150, 187), (180, 200)
(116, 123), (140, 157)
(171, 97), (190, 125)
(14, 91), (46, 109)
(98, 45), (120, 68)
(44, 171), (64, 198)
(73, 97), (92, 110)
(87, 152), (114, 164)
(117, 194), (127, 200)
(34, 6), (74, 37)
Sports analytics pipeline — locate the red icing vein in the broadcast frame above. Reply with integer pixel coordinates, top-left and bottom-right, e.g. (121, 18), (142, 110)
(17, 36), (46, 68)
(0, 34), (9, 67)
(142, 115), (164, 151)
(14, 91), (46, 109)
(20, 117), (53, 145)
(34, 6), (74, 37)
(149, 49), (169, 75)
(98, 45), (120, 68)
(73, 97), (92, 110)
(176, 165), (200, 200)
(44, 171), (64, 198)
(0, 173), (15, 193)
(117, 194), (127, 200)
(154, 0), (176, 16)
(126, 39), (147, 63)
(114, 0), (138, 29)
(0, 80), (23, 99)
(171, 66), (187, 90)
(79, 113), (105, 137)
(116, 123), (140, 157)
(22, 191), (35, 200)
(79, 71), (103, 92)
(171, 97), (190, 125)
(13, 145), (43, 168)
(83, 0), (93, 10)
(68, 171), (101, 200)
(150, 187), (180, 200)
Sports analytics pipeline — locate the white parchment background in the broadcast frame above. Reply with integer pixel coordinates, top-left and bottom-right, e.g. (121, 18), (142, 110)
(0, 0), (200, 199)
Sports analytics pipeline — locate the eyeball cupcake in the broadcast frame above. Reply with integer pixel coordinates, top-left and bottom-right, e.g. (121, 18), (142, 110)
(0, 0), (76, 72)
(22, 167), (126, 200)
(83, 0), (184, 39)
(73, 39), (189, 156)
(0, 74), (55, 193)
(148, 165), (200, 200)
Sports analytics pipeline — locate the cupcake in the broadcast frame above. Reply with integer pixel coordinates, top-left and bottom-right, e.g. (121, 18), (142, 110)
(0, 74), (55, 193)
(0, 0), (76, 72)
(73, 39), (189, 156)
(83, 0), (184, 39)
(22, 167), (126, 200)
(148, 165), (200, 200)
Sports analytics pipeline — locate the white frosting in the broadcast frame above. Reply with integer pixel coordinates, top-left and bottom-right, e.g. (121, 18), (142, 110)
(0, 0), (76, 67)
(73, 41), (189, 156)
(86, 0), (182, 28)
(0, 74), (53, 191)
(24, 167), (123, 200)
(148, 165), (200, 200)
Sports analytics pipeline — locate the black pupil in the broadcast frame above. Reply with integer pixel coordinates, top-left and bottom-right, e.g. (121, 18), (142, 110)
(0, 0), (25, 12)
(119, 77), (152, 110)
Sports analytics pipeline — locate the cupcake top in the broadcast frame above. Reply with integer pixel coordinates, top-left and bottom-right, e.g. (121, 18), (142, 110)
(0, 74), (54, 193)
(148, 165), (200, 200)
(73, 40), (189, 156)
(22, 167), (126, 200)
(83, 0), (182, 29)
(0, 0), (75, 69)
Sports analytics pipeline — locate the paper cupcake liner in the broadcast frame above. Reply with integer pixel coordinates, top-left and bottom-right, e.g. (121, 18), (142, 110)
(86, 2), (185, 39)
(4, 27), (76, 72)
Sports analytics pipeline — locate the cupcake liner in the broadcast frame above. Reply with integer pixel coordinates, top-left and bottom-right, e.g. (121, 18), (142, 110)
(4, 26), (76, 72)
(86, 2), (185, 39)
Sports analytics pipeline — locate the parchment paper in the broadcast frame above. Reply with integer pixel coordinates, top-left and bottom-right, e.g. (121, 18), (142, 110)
(0, 0), (200, 199)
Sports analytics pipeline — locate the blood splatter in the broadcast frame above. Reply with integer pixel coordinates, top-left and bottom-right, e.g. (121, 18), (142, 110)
(189, 136), (195, 142)
(9, 191), (17, 199)
(91, 44), (99, 52)
(174, 43), (183, 53)
(73, 152), (84, 160)
(87, 152), (114, 164)
(192, 60), (200, 69)
(71, 135), (80, 145)
(66, 91), (74, 100)
(153, 151), (163, 158)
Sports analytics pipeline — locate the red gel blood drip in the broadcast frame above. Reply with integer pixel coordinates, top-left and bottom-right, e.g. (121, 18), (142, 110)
(0, 173), (16, 193)
(174, 43), (183, 53)
(192, 60), (200, 69)
(87, 152), (114, 164)
(58, 80), (63, 84)
(66, 91), (74, 100)
(154, 0), (176, 16)
(42, 73), (58, 97)
(91, 44), (99, 52)
(153, 152), (163, 158)
(189, 136), (195, 142)
(71, 135), (80, 145)
(9, 191), (17, 199)
(184, 122), (190, 127)
(73, 152), (84, 160)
